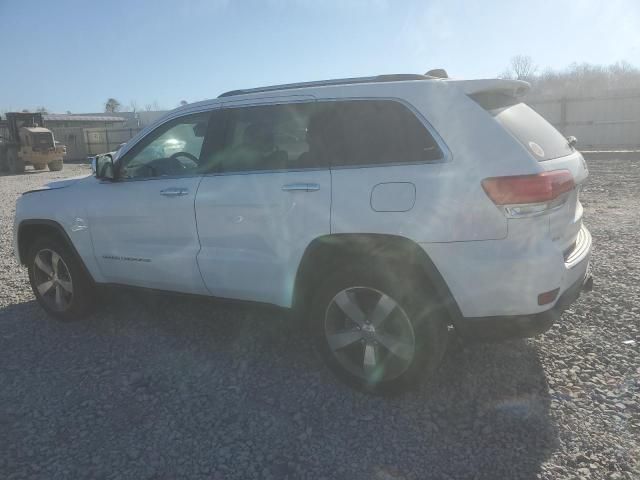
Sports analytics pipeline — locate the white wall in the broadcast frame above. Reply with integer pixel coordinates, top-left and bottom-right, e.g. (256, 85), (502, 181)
(527, 90), (640, 149)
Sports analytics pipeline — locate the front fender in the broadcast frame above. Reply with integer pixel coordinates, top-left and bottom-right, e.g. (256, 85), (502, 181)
(15, 185), (105, 283)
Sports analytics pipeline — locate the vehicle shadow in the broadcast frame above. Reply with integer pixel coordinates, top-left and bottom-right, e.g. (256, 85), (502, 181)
(0, 292), (558, 479)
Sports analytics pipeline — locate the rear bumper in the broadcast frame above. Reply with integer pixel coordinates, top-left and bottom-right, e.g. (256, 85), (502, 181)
(455, 270), (593, 341)
(422, 223), (592, 318)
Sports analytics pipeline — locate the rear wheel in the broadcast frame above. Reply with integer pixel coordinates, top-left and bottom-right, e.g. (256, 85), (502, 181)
(310, 265), (448, 393)
(32, 163), (47, 170)
(48, 159), (64, 171)
(27, 236), (95, 320)
(0, 146), (8, 172)
(7, 148), (24, 174)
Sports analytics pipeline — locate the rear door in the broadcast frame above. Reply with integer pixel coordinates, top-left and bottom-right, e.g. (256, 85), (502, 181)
(324, 99), (448, 239)
(195, 98), (331, 307)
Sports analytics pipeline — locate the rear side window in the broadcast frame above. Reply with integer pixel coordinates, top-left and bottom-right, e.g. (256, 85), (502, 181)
(205, 103), (317, 173)
(314, 100), (442, 167)
(489, 102), (573, 161)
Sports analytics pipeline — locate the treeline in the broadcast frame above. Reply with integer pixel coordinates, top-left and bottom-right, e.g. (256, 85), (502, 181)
(500, 56), (640, 97)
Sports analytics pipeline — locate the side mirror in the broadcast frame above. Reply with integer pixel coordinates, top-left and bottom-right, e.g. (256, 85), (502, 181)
(567, 136), (577, 149)
(94, 154), (115, 180)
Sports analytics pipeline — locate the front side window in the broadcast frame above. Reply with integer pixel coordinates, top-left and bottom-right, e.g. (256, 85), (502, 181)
(119, 112), (210, 179)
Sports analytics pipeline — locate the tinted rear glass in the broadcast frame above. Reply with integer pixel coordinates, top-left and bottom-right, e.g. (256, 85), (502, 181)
(316, 100), (442, 167)
(490, 102), (573, 161)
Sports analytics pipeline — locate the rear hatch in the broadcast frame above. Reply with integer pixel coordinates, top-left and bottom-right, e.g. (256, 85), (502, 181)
(536, 150), (588, 259)
(467, 81), (589, 256)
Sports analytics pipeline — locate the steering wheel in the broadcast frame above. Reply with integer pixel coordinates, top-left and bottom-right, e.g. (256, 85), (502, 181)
(169, 151), (199, 166)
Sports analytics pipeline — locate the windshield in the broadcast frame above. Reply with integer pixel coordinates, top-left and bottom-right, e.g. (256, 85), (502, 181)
(32, 131), (54, 150)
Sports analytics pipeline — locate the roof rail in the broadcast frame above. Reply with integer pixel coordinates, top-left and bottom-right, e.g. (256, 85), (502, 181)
(218, 74), (432, 98)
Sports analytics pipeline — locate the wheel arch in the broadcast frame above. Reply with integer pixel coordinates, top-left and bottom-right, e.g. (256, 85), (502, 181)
(17, 219), (95, 283)
(292, 233), (462, 327)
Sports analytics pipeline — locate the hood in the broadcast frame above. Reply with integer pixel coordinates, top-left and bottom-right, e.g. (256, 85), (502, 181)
(22, 174), (93, 196)
(45, 174), (93, 190)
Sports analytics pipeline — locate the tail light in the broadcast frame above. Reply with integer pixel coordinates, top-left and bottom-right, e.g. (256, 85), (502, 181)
(482, 170), (574, 218)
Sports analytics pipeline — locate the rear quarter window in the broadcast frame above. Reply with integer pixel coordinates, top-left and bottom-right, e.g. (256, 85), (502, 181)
(490, 102), (573, 161)
(316, 100), (443, 167)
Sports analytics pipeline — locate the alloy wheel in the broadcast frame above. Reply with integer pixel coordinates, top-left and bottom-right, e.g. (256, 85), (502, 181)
(324, 287), (416, 384)
(32, 249), (74, 312)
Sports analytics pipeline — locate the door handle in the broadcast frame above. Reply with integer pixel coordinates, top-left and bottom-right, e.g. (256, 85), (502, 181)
(281, 183), (320, 192)
(160, 187), (189, 197)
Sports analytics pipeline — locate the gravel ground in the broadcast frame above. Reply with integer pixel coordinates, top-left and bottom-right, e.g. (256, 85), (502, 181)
(0, 161), (638, 480)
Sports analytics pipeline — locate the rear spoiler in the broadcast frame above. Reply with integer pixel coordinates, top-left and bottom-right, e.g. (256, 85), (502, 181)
(452, 79), (531, 111)
(452, 79), (530, 98)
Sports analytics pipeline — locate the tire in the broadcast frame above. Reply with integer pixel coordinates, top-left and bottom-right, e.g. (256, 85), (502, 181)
(27, 236), (95, 321)
(0, 146), (8, 172)
(8, 148), (25, 174)
(48, 159), (64, 171)
(32, 163), (47, 170)
(310, 264), (448, 393)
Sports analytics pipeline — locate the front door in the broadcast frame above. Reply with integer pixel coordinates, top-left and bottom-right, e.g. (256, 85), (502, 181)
(87, 111), (213, 294)
(195, 99), (331, 307)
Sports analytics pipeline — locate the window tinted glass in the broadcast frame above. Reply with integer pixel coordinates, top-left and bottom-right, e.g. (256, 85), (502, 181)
(205, 103), (316, 173)
(119, 112), (210, 179)
(315, 100), (442, 167)
(205, 100), (442, 173)
(491, 103), (573, 161)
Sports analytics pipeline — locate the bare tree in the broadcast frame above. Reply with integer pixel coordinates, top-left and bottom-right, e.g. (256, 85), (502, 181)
(501, 55), (537, 81)
(179, 100), (188, 106)
(104, 98), (121, 113)
(143, 101), (162, 111)
(36, 106), (48, 114)
(528, 61), (640, 97)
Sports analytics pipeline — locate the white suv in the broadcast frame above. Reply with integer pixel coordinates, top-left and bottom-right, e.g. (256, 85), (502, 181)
(14, 74), (592, 391)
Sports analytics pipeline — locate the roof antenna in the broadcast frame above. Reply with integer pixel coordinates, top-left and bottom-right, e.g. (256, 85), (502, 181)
(425, 68), (448, 79)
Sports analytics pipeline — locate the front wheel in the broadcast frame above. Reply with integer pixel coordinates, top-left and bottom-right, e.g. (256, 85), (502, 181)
(48, 159), (64, 171)
(27, 237), (94, 320)
(310, 266), (448, 393)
